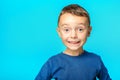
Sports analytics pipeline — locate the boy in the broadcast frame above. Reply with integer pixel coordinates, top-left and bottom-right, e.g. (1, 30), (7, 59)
(35, 4), (111, 80)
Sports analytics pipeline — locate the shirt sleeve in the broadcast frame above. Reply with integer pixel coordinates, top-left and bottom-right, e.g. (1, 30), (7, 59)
(35, 60), (52, 80)
(97, 57), (111, 80)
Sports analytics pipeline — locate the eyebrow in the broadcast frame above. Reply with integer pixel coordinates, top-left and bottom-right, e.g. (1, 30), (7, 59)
(76, 23), (87, 26)
(59, 24), (69, 27)
(59, 23), (87, 27)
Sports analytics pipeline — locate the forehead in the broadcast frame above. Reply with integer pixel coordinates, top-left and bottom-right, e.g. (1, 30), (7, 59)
(59, 13), (89, 26)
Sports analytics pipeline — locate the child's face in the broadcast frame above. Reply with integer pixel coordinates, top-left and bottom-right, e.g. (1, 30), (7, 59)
(57, 13), (91, 51)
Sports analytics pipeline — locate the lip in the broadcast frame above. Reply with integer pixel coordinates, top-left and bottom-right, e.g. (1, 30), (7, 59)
(68, 41), (80, 44)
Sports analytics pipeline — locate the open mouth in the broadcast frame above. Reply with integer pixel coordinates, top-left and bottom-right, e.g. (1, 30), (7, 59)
(68, 41), (80, 44)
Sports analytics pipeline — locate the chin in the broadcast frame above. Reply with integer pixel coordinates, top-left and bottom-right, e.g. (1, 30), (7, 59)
(68, 47), (81, 51)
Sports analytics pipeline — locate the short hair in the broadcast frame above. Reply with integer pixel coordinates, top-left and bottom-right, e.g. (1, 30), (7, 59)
(58, 4), (90, 26)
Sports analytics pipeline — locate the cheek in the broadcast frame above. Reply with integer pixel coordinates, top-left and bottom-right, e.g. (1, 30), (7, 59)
(78, 33), (88, 40)
(61, 35), (68, 41)
(60, 32), (70, 39)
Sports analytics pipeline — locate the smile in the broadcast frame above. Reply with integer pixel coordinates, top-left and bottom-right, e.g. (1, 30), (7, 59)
(68, 41), (80, 44)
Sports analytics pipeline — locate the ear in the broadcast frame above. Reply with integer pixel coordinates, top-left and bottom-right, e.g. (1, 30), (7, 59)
(87, 26), (92, 37)
(57, 27), (61, 37)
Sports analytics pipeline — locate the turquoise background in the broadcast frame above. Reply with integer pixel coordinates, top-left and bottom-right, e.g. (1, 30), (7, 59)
(1, 0), (120, 80)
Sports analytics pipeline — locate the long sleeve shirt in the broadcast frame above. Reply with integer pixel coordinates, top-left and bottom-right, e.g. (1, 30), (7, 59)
(35, 50), (111, 80)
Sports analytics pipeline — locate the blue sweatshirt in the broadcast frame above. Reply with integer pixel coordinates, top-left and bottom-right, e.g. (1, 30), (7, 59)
(35, 50), (111, 80)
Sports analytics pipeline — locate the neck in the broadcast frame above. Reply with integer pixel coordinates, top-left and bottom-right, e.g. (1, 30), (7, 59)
(64, 48), (84, 56)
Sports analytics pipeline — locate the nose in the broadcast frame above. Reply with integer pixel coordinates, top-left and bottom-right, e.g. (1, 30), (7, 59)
(71, 30), (77, 39)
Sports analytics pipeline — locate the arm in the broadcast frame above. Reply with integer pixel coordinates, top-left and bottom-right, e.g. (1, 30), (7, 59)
(35, 61), (52, 80)
(97, 57), (111, 80)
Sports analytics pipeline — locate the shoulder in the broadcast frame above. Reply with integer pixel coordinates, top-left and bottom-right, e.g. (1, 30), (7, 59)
(84, 50), (102, 63)
(84, 50), (101, 58)
(40, 53), (63, 71)
(84, 50), (104, 68)
(45, 52), (64, 64)
(49, 52), (62, 60)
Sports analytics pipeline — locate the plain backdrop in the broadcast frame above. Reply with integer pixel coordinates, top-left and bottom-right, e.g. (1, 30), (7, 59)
(0, 0), (120, 80)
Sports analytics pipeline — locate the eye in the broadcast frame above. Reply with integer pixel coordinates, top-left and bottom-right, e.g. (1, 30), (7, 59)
(65, 29), (69, 31)
(63, 28), (70, 32)
(78, 28), (83, 32)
